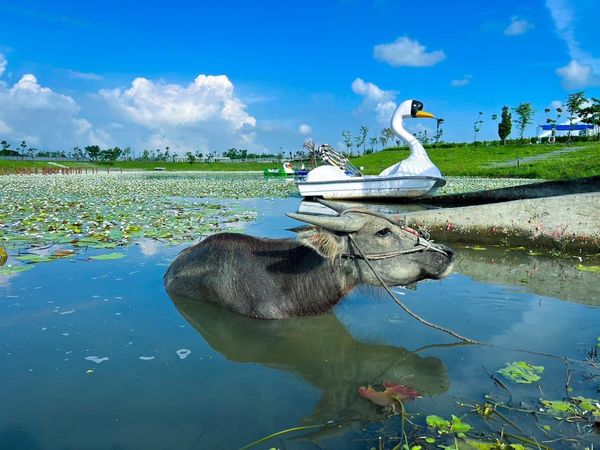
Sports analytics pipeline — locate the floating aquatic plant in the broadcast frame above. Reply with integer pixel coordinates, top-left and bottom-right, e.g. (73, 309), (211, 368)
(497, 361), (544, 384)
(0, 173), (286, 271)
(576, 264), (600, 273)
(425, 414), (472, 436)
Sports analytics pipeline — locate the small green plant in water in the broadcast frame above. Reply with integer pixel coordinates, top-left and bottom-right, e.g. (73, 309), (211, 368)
(576, 264), (600, 273)
(497, 361), (544, 384)
(426, 414), (471, 437)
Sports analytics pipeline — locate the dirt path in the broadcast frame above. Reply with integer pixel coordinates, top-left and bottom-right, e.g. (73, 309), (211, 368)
(486, 146), (587, 168)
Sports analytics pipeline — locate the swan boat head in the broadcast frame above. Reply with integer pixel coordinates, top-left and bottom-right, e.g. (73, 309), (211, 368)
(381, 99), (441, 178)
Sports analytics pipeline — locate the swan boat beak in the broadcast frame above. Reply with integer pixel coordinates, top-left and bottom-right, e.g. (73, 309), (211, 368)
(415, 111), (435, 119)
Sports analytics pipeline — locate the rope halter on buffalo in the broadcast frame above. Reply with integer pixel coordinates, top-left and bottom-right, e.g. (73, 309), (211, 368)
(316, 203), (478, 344)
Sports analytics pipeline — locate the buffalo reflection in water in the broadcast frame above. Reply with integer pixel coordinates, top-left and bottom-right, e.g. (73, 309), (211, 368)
(169, 295), (448, 423)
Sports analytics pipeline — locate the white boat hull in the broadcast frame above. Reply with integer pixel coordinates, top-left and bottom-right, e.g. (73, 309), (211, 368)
(296, 175), (445, 199)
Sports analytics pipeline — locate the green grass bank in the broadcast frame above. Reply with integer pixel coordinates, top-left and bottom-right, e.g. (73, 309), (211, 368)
(1, 142), (599, 179)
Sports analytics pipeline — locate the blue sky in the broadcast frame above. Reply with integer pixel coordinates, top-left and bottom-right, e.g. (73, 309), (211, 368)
(0, 0), (598, 155)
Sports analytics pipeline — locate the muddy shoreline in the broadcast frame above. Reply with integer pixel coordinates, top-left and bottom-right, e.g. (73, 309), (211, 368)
(400, 178), (600, 254)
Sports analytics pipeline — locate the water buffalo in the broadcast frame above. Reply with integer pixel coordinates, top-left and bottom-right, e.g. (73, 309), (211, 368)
(163, 203), (454, 319)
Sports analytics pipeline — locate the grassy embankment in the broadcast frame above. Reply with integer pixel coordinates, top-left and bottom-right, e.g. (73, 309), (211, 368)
(1, 142), (599, 179)
(352, 141), (600, 179)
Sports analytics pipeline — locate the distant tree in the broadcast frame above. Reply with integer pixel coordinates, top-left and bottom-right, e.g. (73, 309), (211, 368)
(121, 147), (132, 161)
(544, 108), (554, 125)
(543, 108), (558, 142)
(341, 130), (353, 155)
(556, 107), (563, 123)
(565, 91), (587, 141)
(141, 149), (150, 160)
(581, 97), (600, 140)
(99, 146), (122, 162)
(473, 112), (484, 142)
(185, 151), (196, 164)
(513, 102), (534, 142)
(355, 126), (368, 154)
(194, 150), (203, 160)
(84, 145), (101, 161)
(20, 140), (28, 158)
(369, 136), (378, 152)
(224, 148), (240, 159)
(378, 127), (394, 149)
(0, 140), (19, 156)
(498, 106), (512, 145)
(72, 146), (84, 160)
(434, 118), (445, 144)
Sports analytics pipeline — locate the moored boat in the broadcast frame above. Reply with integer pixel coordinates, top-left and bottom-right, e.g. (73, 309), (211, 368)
(296, 99), (445, 199)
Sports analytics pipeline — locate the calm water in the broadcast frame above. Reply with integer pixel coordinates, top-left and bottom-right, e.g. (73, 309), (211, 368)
(1, 197), (599, 449)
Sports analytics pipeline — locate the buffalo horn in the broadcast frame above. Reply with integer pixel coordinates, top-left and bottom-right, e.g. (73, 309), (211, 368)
(316, 199), (347, 213)
(286, 212), (366, 232)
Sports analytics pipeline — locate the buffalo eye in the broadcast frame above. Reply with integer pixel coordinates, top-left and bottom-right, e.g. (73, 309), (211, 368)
(376, 228), (392, 237)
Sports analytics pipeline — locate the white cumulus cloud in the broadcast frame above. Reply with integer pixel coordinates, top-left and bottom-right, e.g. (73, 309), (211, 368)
(545, 0), (600, 88)
(504, 17), (533, 36)
(101, 75), (255, 130)
(556, 59), (599, 89)
(298, 124), (312, 135)
(373, 37), (446, 67)
(100, 74), (257, 153)
(0, 67), (110, 149)
(351, 78), (397, 123)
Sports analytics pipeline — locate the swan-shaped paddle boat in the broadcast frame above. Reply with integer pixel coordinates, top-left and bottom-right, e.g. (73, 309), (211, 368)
(296, 99), (445, 199)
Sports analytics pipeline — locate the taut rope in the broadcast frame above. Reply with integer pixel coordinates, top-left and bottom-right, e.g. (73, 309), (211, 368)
(347, 234), (480, 344)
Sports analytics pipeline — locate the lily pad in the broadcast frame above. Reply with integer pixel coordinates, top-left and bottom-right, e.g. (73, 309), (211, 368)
(0, 173), (263, 265)
(90, 252), (126, 260)
(540, 399), (578, 416)
(463, 440), (525, 450)
(576, 264), (600, 273)
(15, 254), (55, 263)
(571, 396), (600, 417)
(497, 361), (544, 384)
(0, 265), (34, 276)
(425, 414), (471, 435)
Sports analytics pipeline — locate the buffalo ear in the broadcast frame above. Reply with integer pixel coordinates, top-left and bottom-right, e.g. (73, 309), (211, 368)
(297, 228), (344, 260)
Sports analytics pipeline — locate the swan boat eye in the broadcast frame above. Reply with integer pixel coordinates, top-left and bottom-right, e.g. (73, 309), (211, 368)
(376, 228), (392, 237)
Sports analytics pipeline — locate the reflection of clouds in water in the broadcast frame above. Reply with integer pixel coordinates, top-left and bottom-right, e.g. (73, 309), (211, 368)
(176, 349), (191, 360)
(85, 356), (109, 364)
(137, 239), (161, 256)
(435, 291), (600, 411)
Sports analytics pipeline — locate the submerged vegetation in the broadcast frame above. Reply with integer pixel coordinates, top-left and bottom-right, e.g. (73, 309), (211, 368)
(243, 356), (600, 449)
